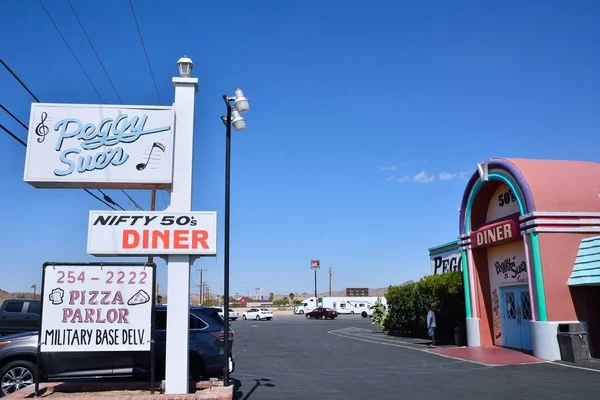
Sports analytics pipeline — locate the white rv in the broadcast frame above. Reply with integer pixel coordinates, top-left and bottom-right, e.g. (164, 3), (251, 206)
(295, 296), (387, 315)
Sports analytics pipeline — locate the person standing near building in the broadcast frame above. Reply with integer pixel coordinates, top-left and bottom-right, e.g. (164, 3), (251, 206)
(425, 304), (436, 346)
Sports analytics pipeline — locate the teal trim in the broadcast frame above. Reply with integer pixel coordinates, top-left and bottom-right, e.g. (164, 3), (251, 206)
(463, 171), (549, 322)
(461, 250), (472, 318)
(428, 240), (461, 253)
(429, 247), (461, 257)
(568, 236), (600, 286)
(465, 172), (526, 231)
(530, 232), (547, 321)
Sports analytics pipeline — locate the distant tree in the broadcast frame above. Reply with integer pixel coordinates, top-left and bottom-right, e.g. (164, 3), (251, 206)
(269, 292), (274, 302)
(204, 299), (219, 307)
(289, 293), (295, 304)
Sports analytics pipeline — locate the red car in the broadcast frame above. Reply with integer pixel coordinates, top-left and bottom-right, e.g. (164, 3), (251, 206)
(306, 307), (338, 320)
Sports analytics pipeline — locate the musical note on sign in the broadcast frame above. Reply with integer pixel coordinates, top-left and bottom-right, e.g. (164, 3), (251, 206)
(35, 112), (49, 143)
(136, 142), (166, 171)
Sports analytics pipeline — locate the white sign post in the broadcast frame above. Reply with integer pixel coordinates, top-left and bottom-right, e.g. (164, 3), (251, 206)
(163, 72), (198, 394)
(39, 263), (154, 352)
(24, 104), (174, 189)
(23, 57), (203, 395)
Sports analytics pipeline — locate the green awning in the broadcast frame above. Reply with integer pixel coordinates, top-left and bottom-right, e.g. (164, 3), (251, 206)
(568, 236), (600, 286)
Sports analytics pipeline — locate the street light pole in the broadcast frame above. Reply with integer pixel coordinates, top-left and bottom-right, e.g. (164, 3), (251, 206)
(221, 88), (249, 387)
(222, 94), (232, 387)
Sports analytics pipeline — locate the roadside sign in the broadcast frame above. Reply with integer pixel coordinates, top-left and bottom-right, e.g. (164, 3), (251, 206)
(87, 211), (217, 256)
(311, 260), (320, 270)
(39, 262), (155, 352)
(23, 103), (175, 189)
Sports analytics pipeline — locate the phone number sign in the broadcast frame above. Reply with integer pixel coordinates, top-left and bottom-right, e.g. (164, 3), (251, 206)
(87, 211), (217, 256)
(40, 263), (154, 352)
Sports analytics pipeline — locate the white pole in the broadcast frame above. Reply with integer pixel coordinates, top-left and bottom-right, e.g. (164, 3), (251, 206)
(164, 70), (198, 394)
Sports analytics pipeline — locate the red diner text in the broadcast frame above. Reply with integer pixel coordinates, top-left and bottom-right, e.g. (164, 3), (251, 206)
(122, 229), (209, 250)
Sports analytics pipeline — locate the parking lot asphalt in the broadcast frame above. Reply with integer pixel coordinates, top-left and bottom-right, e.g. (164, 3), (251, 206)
(230, 313), (600, 400)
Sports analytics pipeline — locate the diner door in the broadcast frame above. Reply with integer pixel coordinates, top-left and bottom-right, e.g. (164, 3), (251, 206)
(501, 285), (533, 350)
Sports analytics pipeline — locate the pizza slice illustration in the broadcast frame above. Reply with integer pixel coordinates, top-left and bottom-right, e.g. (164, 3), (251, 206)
(128, 290), (150, 306)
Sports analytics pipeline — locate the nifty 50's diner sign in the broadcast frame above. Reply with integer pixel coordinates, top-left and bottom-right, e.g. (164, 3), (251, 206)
(24, 103), (174, 189)
(87, 211), (217, 256)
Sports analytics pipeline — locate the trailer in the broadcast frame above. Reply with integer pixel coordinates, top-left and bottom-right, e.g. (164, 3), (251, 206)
(295, 296), (387, 315)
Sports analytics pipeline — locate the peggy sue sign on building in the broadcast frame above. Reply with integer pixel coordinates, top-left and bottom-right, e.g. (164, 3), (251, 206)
(23, 103), (174, 189)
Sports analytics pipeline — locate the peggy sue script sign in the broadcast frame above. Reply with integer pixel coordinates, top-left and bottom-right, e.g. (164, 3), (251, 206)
(24, 103), (175, 189)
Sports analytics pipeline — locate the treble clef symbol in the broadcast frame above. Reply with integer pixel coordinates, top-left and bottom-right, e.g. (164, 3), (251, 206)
(35, 112), (49, 143)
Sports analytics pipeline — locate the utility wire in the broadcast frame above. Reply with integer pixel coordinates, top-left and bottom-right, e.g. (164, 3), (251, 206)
(39, 1), (146, 210)
(0, 122), (117, 211)
(0, 63), (123, 211)
(128, 0), (163, 104)
(84, 189), (117, 210)
(0, 59), (40, 102)
(66, 0), (123, 104)
(0, 104), (28, 130)
(0, 123), (27, 147)
(120, 189), (144, 211)
(37, 0), (105, 103)
(98, 189), (126, 211)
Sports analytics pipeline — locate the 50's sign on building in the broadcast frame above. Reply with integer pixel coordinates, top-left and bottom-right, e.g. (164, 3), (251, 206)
(24, 103), (174, 189)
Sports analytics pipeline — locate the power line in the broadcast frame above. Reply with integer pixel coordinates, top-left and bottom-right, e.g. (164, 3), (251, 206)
(0, 123), (27, 147)
(66, 0), (123, 104)
(0, 104), (28, 130)
(83, 189), (117, 210)
(128, 0), (163, 104)
(37, 0), (105, 103)
(98, 189), (126, 211)
(38, 1), (146, 211)
(121, 189), (144, 211)
(0, 59), (40, 102)
(0, 63), (125, 211)
(0, 122), (117, 211)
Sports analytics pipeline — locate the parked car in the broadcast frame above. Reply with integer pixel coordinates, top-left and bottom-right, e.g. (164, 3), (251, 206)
(0, 300), (41, 335)
(242, 308), (273, 321)
(361, 304), (386, 318)
(362, 306), (374, 318)
(217, 308), (239, 321)
(0, 306), (234, 398)
(306, 307), (338, 320)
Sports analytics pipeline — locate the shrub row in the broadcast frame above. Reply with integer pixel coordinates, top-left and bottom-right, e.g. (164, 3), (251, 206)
(384, 271), (466, 340)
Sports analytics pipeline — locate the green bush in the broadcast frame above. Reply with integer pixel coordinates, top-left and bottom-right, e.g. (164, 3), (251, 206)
(384, 271), (465, 339)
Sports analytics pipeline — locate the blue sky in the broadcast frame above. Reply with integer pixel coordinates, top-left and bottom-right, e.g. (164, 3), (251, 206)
(1, 0), (600, 297)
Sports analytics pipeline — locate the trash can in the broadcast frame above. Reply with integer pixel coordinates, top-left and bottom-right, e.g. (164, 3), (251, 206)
(557, 323), (590, 363)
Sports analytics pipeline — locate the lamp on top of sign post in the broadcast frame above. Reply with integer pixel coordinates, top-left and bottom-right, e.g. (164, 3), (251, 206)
(220, 87), (250, 387)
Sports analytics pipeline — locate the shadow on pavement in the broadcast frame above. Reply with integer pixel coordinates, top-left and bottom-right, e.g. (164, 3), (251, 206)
(232, 377), (276, 400)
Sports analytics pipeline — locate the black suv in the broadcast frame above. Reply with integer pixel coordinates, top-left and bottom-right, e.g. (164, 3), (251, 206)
(0, 306), (234, 397)
(0, 300), (41, 336)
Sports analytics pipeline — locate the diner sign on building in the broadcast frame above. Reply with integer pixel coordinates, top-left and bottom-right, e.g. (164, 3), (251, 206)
(470, 216), (521, 249)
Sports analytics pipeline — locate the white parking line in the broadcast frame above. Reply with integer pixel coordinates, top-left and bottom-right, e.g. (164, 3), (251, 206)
(327, 328), (548, 368)
(328, 328), (495, 366)
(549, 361), (600, 373)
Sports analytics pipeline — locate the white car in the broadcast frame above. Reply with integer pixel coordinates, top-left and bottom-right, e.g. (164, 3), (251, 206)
(217, 308), (239, 321)
(242, 308), (274, 321)
(362, 305), (386, 318)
